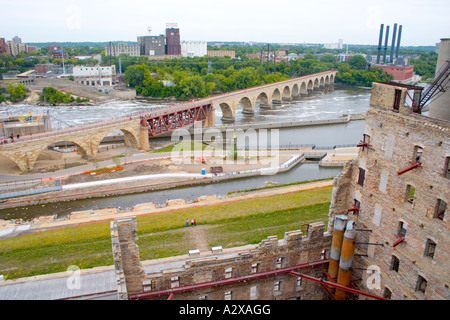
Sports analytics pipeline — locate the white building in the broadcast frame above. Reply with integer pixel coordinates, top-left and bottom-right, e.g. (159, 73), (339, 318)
(324, 39), (343, 50)
(181, 41), (207, 57)
(73, 65), (116, 89)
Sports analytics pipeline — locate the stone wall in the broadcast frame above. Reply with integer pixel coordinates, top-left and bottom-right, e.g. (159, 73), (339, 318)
(329, 82), (450, 300)
(111, 217), (332, 300)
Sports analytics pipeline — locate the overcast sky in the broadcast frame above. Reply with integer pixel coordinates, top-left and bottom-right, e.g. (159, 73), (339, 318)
(1, 0), (448, 46)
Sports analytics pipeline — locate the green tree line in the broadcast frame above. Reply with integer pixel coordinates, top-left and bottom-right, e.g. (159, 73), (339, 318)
(119, 53), (394, 100)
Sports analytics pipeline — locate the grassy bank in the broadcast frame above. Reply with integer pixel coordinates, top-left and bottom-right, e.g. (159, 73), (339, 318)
(0, 186), (332, 280)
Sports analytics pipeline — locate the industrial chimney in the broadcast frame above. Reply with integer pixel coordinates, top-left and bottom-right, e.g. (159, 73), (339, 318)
(376, 24), (384, 64)
(383, 25), (390, 63)
(395, 25), (403, 63)
(390, 23), (398, 64)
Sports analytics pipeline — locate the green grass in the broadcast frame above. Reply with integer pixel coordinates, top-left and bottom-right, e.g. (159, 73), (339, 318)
(0, 186), (332, 280)
(153, 140), (220, 153)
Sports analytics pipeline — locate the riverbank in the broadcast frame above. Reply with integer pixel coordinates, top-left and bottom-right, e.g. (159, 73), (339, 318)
(0, 178), (334, 240)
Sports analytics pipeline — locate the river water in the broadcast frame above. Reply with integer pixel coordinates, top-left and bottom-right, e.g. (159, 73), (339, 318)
(0, 85), (371, 220)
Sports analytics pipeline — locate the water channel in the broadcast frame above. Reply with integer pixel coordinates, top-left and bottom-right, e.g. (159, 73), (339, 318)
(0, 85), (371, 220)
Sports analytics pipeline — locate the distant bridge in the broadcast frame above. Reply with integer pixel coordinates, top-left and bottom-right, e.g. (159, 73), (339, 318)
(0, 70), (336, 172)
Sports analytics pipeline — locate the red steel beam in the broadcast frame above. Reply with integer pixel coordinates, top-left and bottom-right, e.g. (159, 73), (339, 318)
(393, 234), (406, 247)
(141, 104), (212, 137)
(129, 259), (329, 300)
(289, 271), (387, 300)
(397, 162), (422, 175)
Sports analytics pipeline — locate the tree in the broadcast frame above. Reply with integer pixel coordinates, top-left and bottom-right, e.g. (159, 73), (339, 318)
(231, 67), (260, 90)
(124, 64), (151, 88)
(347, 55), (367, 70)
(320, 54), (337, 63)
(6, 83), (27, 102)
(40, 87), (75, 105)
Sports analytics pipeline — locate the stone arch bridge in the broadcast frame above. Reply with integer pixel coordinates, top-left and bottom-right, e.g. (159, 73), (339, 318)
(0, 70), (336, 172)
(205, 70), (336, 125)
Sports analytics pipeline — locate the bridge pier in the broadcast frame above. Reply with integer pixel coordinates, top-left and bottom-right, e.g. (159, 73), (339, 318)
(139, 127), (150, 151)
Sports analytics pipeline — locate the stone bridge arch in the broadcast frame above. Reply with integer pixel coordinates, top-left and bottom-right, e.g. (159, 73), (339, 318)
(300, 82), (308, 95)
(95, 128), (140, 152)
(219, 102), (234, 121)
(292, 84), (299, 98)
(272, 88), (282, 104)
(313, 78), (319, 90)
(307, 80), (314, 92)
(26, 138), (89, 173)
(256, 92), (270, 107)
(320, 77), (325, 87)
(239, 97), (254, 114)
(282, 86), (291, 101)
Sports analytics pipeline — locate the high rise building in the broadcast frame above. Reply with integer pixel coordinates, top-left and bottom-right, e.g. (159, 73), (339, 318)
(165, 23), (181, 55)
(12, 36), (22, 44)
(137, 35), (166, 56)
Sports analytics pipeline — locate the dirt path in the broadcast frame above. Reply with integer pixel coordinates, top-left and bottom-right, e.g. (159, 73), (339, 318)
(185, 225), (211, 252)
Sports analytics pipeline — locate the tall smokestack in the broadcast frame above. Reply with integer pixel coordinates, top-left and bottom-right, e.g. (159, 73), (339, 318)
(383, 25), (390, 63)
(390, 23), (398, 64)
(395, 25), (403, 62)
(376, 24), (384, 64)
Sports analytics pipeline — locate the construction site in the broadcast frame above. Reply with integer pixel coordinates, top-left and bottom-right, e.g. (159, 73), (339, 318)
(111, 38), (449, 301)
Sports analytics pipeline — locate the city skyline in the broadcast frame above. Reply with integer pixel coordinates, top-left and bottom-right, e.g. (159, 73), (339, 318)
(1, 0), (449, 46)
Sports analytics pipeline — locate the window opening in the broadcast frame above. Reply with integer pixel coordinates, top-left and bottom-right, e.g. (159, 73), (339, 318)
(435, 199), (447, 220)
(357, 167), (366, 186)
(391, 256), (400, 272)
(424, 239), (436, 259)
(416, 276), (427, 294)
(393, 89), (402, 111)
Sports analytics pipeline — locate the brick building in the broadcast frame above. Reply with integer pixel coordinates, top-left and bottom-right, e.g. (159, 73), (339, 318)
(0, 38), (9, 54)
(165, 27), (181, 55)
(374, 64), (415, 81)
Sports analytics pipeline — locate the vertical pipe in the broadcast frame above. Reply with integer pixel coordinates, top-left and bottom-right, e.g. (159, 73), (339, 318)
(395, 25), (403, 61)
(328, 215), (348, 284)
(390, 23), (398, 64)
(335, 220), (357, 300)
(383, 25), (390, 63)
(376, 24), (384, 64)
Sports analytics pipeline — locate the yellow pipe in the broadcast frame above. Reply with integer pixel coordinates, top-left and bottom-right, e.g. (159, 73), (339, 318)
(335, 220), (356, 300)
(328, 215), (348, 286)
